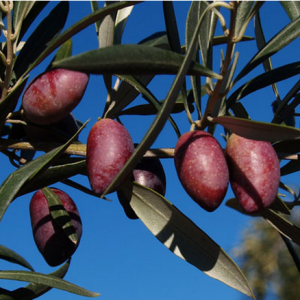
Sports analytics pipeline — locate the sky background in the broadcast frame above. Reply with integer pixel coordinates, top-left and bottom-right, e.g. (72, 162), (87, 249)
(1, 1), (300, 300)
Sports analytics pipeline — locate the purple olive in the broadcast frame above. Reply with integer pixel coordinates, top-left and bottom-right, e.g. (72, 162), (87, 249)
(22, 68), (89, 125)
(226, 133), (280, 214)
(86, 118), (134, 195)
(174, 130), (229, 212)
(30, 188), (82, 266)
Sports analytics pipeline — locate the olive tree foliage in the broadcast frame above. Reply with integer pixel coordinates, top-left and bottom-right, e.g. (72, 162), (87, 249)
(0, 1), (300, 299)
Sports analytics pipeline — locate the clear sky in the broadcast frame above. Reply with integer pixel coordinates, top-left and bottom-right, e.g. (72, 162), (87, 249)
(0, 2), (299, 300)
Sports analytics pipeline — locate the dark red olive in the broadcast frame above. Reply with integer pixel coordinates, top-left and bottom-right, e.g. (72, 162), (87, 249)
(30, 188), (82, 266)
(226, 133), (280, 214)
(86, 118), (134, 195)
(174, 130), (229, 212)
(22, 68), (89, 125)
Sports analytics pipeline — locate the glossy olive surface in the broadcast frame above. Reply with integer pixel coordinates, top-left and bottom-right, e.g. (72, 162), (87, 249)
(226, 133), (280, 214)
(86, 118), (134, 195)
(174, 130), (229, 212)
(22, 68), (89, 125)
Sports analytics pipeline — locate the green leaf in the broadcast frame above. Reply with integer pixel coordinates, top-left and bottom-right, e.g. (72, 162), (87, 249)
(254, 10), (280, 99)
(234, 1), (254, 38)
(185, 2), (202, 117)
(280, 1), (300, 21)
(12, 2), (34, 34)
(120, 182), (254, 298)
(281, 159), (300, 176)
(261, 209), (300, 247)
(0, 245), (33, 271)
(98, 2), (116, 49)
(17, 1), (49, 43)
(273, 138), (300, 155)
(225, 197), (291, 216)
(0, 261), (70, 300)
(19, 158), (86, 196)
(0, 121), (87, 223)
(119, 99), (194, 116)
(42, 187), (78, 244)
(14, 1), (69, 78)
(235, 15), (300, 83)
(163, 1), (182, 54)
(23, 1), (140, 76)
(53, 44), (222, 78)
(90, 1), (101, 34)
(114, 4), (134, 45)
(198, 1), (213, 67)
(227, 61), (300, 106)
(52, 39), (73, 63)
(212, 115), (300, 142)
(0, 270), (99, 298)
(114, 74), (181, 138)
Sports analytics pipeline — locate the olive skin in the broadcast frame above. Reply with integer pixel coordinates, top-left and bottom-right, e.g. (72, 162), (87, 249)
(133, 158), (166, 196)
(30, 188), (82, 267)
(22, 68), (89, 125)
(174, 130), (229, 212)
(117, 158), (167, 219)
(226, 133), (280, 214)
(86, 118), (134, 195)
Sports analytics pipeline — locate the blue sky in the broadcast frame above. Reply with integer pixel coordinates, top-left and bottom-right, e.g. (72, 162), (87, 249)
(1, 1), (300, 300)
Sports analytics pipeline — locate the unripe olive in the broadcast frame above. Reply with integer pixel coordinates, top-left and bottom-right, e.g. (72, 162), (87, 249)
(22, 68), (89, 125)
(29, 188), (82, 267)
(226, 133), (280, 214)
(174, 130), (229, 212)
(86, 118), (134, 195)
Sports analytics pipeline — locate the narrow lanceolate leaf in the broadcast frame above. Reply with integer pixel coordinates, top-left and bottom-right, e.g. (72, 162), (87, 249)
(14, 1), (69, 78)
(120, 182), (254, 298)
(0, 122), (87, 222)
(0, 270), (99, 298)
(254, 10), (280, 99)
(24, 1), (140, 76)
(12, 2), (33, 34)
(19, 159), (86, 196)
(0, 245), (33, 271)
(280, 1), (300, 21)
(235, 15), (300, 82)
(234, 1), (254, 38)
(42, 187), (78, 244)
(261, 209), (300, 246)
(114, 4), (134, 45)
(0, 261), (70, 300)
(227, 61), (300, 106)
(163, 1), (182, 54)
(98, 2), (116, 49)
(53, 44), (222, 78)
(52, 39), (73, 63)
(212, 116), (300, 142)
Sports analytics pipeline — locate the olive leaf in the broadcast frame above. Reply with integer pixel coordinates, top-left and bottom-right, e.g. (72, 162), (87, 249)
(42, 187), (79, 245)
(0, 245), (34, 271)
(0, 261), (70, 300)
(0, 270), (99, 298)
(120, 182), (255, 298)
(53, 44), (222, 78)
